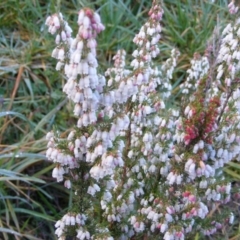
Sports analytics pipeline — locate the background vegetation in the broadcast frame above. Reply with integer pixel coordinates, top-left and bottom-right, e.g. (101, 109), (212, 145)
(0, 0), (239, 239)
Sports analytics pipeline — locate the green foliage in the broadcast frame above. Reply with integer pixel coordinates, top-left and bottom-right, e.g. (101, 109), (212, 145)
(0, 0), (70, 238)
(163, 0), (228, 54)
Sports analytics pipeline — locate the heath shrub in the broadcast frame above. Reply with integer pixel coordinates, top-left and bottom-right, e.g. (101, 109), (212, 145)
(45, 0), (240, 239)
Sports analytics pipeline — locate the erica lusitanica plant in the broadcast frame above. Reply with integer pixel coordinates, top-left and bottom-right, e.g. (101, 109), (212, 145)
(45, 0), (240, 239)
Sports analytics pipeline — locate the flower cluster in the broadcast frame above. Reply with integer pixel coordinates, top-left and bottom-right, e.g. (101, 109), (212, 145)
(228, 0), (239, 14)
(45, 0), (240, 239)
(55, 213), (89, 239)
(45, 13), (73, 70)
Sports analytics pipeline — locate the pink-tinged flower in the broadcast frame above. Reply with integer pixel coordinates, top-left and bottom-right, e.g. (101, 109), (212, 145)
(182, 191), (191, 198)
(188, 194), (196, 203)
(53, 15), (60, 28)
(228, 1), (239, 14)
(64, 180), (71, 189)
(175, 231), (184, 238)
(166, 206), (175, 215)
